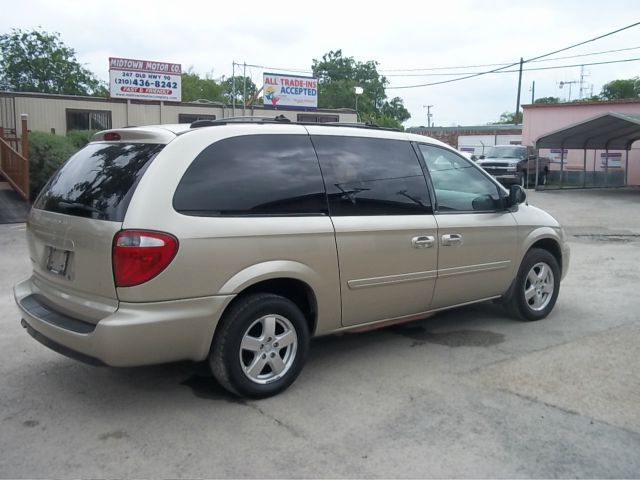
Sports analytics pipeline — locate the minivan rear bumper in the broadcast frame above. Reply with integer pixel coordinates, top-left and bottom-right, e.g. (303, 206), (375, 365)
(15, 278), (234, 367)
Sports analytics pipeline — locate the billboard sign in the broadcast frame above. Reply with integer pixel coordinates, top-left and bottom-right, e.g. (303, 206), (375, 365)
(109, 57), (182, 102)
(263, 72), (317, 109)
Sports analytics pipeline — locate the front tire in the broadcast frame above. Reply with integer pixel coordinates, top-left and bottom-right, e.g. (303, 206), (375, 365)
(506, 248), (560, 321)
(209, 293), (310, 398)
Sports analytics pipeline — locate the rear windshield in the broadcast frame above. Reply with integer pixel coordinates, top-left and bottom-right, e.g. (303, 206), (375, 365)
(34, 142), (164, 222)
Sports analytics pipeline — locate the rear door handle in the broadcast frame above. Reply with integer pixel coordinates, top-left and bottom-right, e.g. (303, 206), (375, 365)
(411, 235), (435, 248)
(441, 233), (463, 246)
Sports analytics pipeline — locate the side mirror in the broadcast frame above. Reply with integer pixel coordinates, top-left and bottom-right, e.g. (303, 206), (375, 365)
(507, 184), (527, 208)
(479, 155), (485, 160)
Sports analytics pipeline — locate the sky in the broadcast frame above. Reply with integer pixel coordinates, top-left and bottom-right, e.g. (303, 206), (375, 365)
(2, 0), (639, 127)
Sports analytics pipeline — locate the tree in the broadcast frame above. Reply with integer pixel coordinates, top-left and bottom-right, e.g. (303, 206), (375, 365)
(534, 97), (560, 104)
(0, 28), (106, 96)
(181, 69), (223, 102)
(600, 78), (640, 100)
(220, 75), (258, 104)
(311, 50), (410, 129)
(381, 97), (411, 123)
(495, 111), (522, 124)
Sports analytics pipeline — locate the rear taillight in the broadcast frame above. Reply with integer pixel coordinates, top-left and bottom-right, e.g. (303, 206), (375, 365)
(113, 230), (178, 287)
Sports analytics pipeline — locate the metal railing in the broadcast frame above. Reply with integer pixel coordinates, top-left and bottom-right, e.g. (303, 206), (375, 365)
(0, 114), (29, 201)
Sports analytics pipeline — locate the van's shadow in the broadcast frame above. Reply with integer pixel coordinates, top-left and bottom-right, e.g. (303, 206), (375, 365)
(307, 300), (513, 364)
(24, 301), (514, 403)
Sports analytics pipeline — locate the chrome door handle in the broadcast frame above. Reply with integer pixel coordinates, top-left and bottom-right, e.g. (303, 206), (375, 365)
(441, 233), (463, 246)
(412, 235), (435, 248)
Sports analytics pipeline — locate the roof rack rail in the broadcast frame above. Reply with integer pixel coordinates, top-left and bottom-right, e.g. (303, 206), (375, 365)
(189, 116), (401, 132)
(190, 115), (291, 128)
(320, 121), (401, 132)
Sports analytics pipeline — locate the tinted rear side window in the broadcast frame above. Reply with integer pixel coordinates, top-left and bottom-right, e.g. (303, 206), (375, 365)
(312, 135), (432, 215)
(34, 143), (164, 222)
(173, 134), (327, 216)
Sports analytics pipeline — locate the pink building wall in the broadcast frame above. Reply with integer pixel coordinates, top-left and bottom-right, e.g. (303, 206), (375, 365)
(522, 100), (640, 186)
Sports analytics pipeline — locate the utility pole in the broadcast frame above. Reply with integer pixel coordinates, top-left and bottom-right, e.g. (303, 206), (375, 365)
(231, 61), (236, 116)
(579, 65), (590, 100)
(243, 62), (247, 110)
(559, 80), (579, 102)
(530, 80), (535, 104)
(423, 105), (433, 128)
(515, 57), (524, 125)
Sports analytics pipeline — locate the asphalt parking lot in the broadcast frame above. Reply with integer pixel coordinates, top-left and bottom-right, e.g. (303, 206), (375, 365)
(1, 188), (639, 478)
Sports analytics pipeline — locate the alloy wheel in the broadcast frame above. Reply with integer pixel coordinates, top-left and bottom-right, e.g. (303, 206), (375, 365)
(524, 262), (555, 311)
(239, 314), (298, 384)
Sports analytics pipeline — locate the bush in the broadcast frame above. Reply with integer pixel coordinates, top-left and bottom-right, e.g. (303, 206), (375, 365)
(29, 131), (78, 200)
(66, 129), (97, 149)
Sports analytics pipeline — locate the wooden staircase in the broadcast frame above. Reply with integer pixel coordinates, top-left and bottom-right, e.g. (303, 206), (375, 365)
(0, 115), (30, 223)
(0, 114), (29, 202)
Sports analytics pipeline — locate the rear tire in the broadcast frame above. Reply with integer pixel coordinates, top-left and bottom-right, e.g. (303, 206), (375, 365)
(209, 293), (309, 398)
(506, 248), (560, 321)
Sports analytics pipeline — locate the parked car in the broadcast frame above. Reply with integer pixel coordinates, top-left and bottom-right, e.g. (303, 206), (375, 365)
(476, 145), (550, 187)
(15, 119), (569, 398)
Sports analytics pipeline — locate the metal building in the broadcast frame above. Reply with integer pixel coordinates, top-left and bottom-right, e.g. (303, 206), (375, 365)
(0, 91), (357, 137)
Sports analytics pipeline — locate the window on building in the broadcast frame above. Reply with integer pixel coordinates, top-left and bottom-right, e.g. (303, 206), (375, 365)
(173, 134), (327, 216)
(419, 144), (502, 212)
(66, 109), (112, 131)
(313, 136), (432, 216)
(178, 113), (217, 124)
(297, 114), (339, 123)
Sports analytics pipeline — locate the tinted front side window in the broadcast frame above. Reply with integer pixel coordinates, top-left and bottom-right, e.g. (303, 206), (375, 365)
(312, 136), (431, 215)
(419, 145), (502, 212)
(34, 143), (163, 221)
(173, 135), (327, 216)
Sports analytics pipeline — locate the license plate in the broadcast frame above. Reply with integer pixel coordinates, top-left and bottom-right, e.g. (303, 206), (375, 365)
(46, 247), (70, 276)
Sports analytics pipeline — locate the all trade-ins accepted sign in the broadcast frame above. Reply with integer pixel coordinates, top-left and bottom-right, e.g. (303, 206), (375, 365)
(263, 73), (317, 110)
(109, 57), (182, 101)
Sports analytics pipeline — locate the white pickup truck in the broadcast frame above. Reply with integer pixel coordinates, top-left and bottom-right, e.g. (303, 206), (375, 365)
(476, 145), (550, 187)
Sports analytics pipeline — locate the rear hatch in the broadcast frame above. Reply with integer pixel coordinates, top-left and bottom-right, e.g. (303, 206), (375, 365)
(27, 135), (167, 323)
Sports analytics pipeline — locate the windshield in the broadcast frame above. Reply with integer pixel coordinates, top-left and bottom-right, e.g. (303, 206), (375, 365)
(34, 142), (164, 221)
(484, 146), (526, 159)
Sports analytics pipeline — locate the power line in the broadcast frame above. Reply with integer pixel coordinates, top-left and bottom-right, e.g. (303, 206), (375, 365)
(384, 56), (640, 78)
(240, 44), (640, 80)
(527, 22), (640, 63)
(387, 21), (640, 89)
(507, 57), (640, 73)
(381, 45), (640, 74)
(244, 63), (312, 74)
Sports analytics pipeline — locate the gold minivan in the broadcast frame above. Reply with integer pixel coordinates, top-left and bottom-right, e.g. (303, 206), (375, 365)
(15, 119), (569, 398)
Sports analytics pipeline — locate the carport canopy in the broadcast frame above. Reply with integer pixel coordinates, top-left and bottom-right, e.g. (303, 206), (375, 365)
(535, 112), (640, 150)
